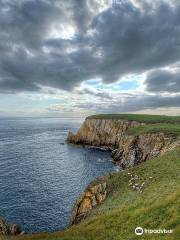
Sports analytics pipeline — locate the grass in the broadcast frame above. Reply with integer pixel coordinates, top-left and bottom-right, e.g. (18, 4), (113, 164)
(10, 147), (180, 240)
(87, 114), (180, 124)
(127, 123), (180, 138)
(88, 114), (180, 138)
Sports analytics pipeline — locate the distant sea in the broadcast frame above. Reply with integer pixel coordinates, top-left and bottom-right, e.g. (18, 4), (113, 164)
(0, 118), (117, 233)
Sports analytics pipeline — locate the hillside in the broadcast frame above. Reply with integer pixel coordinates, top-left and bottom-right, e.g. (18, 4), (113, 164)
(87, 114), (180, 124)
(4, 114), (180, 240)
(67, 115), (180, 168)
(13, 147), (180, 240)
(127, 123), (180, 138)
(87, 114), (180, 138)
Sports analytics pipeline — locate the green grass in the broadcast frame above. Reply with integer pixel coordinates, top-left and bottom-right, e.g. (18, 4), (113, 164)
(88, 114), (180, 137)
(127, 123), (180, 138)
(87, 114), (180, 124)
(11, 147), (180, 240)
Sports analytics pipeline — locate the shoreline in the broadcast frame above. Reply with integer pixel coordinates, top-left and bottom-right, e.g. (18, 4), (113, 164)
(1, 114), (180, 238)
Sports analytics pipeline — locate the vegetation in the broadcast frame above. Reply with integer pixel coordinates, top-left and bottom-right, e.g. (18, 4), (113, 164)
(11, 147), (180, 240)
(87, 114), (180, 124)
(127, 123), (180, 138)
(88, 114), (180, 137)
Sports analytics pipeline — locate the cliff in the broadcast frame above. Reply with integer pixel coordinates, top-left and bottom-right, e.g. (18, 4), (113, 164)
(70, 177), (108, 225)
(12, 147), (180, 240)
(67, 118), (179, 168)
(67, 119), (144, 149)
(111, 133), (177, 168)
(67, 116), (180, 225)
(12, 115), (180, 240)
(0, 217), (24, 236)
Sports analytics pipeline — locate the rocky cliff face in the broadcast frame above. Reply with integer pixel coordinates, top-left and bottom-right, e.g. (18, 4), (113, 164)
(67, 119), (144, 149)
(70, 177), (107, 225)
(111, 133), (175, 168)
(0, 217), (24, 236)
(68, 118), (179, 225)
(67, 118), (176, 168)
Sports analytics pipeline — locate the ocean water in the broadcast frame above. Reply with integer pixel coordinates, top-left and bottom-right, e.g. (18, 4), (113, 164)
(0, 118), (117, 233)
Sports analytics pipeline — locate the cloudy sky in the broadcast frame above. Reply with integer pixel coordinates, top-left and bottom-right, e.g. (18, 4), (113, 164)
(0, 0), (180, 117)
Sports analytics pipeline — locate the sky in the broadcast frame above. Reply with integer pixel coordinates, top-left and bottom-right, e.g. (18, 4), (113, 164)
(0, 0), (180, 117)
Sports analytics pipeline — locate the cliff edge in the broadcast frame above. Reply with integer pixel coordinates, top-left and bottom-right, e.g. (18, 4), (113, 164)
(11, 114), (180, 240)
(67, 115), (180, 168)
(0, 217), (24, 236)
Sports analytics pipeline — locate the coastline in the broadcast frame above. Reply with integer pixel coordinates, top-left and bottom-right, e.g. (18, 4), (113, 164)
(1, 114), (180, 239)
(67, 114), (180, 225)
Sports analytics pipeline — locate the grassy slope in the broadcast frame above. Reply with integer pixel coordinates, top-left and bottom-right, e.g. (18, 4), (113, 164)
(11, 147), (180, 240)
(88, 114), (180, 138)
(127, 123), (180, 138)
(87, 114), (180, 124)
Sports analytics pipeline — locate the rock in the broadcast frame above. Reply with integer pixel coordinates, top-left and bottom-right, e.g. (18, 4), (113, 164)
(78, 197), (92, 214)
(9, 224), (22, 235)
(68, 118), (179, 225)
(90, 185), (99, 194)
(0, 217), (24, 236)
(70, 179), (108, 225)
(67, 118), (176, 169)
(0, 218), (8, 235)
(84, 191), (91, 197)
(102, 182), (107, 191)
(91, 196), (98, 207)
(67, 118), (144, 148)
(67, 131), (76, 143)
(98, 184), (103, 193)
(96, 191), (107, 203)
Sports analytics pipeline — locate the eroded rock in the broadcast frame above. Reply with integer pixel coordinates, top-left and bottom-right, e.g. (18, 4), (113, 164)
(114, 133), (175, 168)
(70, 178), (108, 225)
(67, 119), (144, 148)
(67, 118), (178, 169)
(0, 217), (24, 236)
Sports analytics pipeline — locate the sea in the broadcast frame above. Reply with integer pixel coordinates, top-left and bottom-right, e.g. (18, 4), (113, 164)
(0, 118), (117, 233)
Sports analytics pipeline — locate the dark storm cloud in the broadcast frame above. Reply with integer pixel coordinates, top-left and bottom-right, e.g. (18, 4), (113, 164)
(145, 70), (180, 93)
(0, 78), (40, 93)
(0, 0), (64, 49)
(0, 0), (180, 109)
(92, 1), (180, 83)
(74, 94), (180, 113)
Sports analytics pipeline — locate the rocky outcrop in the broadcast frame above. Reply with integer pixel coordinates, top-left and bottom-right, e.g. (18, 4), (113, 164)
(67, 119), (144, 149)
(0, 217), (24, 236)
(69, 118), (180, 225)
(111, 133), (175, 168)
(68, 117), (180, 225)
(67, 118), (178, 169)
(70, 178), (107, 225)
